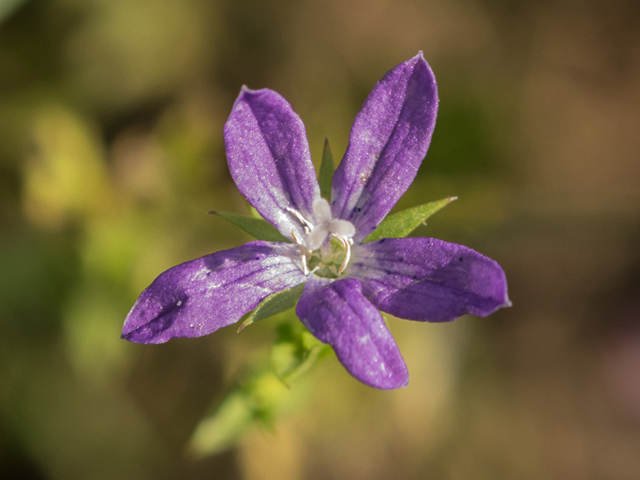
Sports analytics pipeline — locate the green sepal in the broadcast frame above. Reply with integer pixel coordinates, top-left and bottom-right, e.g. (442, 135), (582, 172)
(237, 284), (304, 332)
(248, 205), (262, 219)
(209, 210), (289, 243)
(363, 196), (457, 243)
(318, 138), (335, 200)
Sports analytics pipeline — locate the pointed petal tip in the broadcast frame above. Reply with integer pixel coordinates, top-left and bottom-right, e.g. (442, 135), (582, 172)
(237, 85), (273, 100)
(504, 295), (513, 308)
(477, 294), (512, 319)
(120, 330), (136, 343)
(230, 85), (269, 112)
(239, 84), (260, 96)
(410, 51), (437, 91)
(476, 274), (512, 317)
(231, 86), (249, 110)
(120, 327), (165, 345)
(412, 50), (428, 66)
(239, 85), (255, 96)
(405, 51), (429, 72)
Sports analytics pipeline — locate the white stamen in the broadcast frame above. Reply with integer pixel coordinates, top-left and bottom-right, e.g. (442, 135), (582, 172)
(291, 229), (309, 275)
(286, 207), (314, 231)
(335, 234), (352, 274)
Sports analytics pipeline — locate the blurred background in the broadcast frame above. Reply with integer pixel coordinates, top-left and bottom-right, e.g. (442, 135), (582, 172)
(1, 0), (640, 478)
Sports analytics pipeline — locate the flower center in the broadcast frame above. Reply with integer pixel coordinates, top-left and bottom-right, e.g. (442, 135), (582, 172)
(288, 198), (355, 278)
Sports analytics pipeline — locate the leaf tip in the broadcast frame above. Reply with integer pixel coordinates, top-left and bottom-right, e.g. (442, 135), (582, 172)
(237, 319), (252, 333)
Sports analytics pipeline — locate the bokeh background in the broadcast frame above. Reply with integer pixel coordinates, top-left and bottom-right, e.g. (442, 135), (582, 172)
(1, 0), (640, 478)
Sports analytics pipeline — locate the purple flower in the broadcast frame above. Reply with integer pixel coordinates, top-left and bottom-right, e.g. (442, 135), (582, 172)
(122, 53), (510, 389)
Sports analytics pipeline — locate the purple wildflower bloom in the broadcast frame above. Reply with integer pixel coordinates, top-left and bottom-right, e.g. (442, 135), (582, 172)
(122, 53), (510, 389)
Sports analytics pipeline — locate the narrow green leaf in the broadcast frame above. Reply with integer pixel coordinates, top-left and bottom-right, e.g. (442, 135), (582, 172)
(319, 137), (335, 200)
(364, 196), (457, 242)
(248, 205), (262, 219)
(210, 211), (289, 243)
(237, 284), (304, 332)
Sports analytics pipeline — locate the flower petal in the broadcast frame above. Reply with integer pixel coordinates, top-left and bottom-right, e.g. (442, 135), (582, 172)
(122, 242), (306, 344)
(224, 87), (320, 241)
(295, 277), (409, 389)
(349, 238), (510, 322)
(331, 53), (438, 241)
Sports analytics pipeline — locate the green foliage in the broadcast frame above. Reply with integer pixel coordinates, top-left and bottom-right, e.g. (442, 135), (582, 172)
(319, 137), (335, 200)
(188, 390), (255, 456)
(271, 321), (328, 387)
(210, 210), (289, 243)
(0, 0), (28, 25)
(237, 284), (304, 332)
(364, 196), (457, 242)
(188, 315), (328, 457)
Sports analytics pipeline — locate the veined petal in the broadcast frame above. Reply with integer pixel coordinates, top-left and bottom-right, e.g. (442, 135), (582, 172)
(122, 242), (306, 344)
(296, 277), (408, 389)
(224, 87), (320, 240)
(331, 53), (438, 242)
(349, 238), (510, 322)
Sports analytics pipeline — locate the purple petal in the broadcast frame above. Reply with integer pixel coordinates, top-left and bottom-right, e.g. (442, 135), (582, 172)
(296, 277), (409, 389)
(122, 242), (305, 344)
(349, 237), (510, 322)
(331, 53), (438, 242)
(224, 87), (320, 241)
